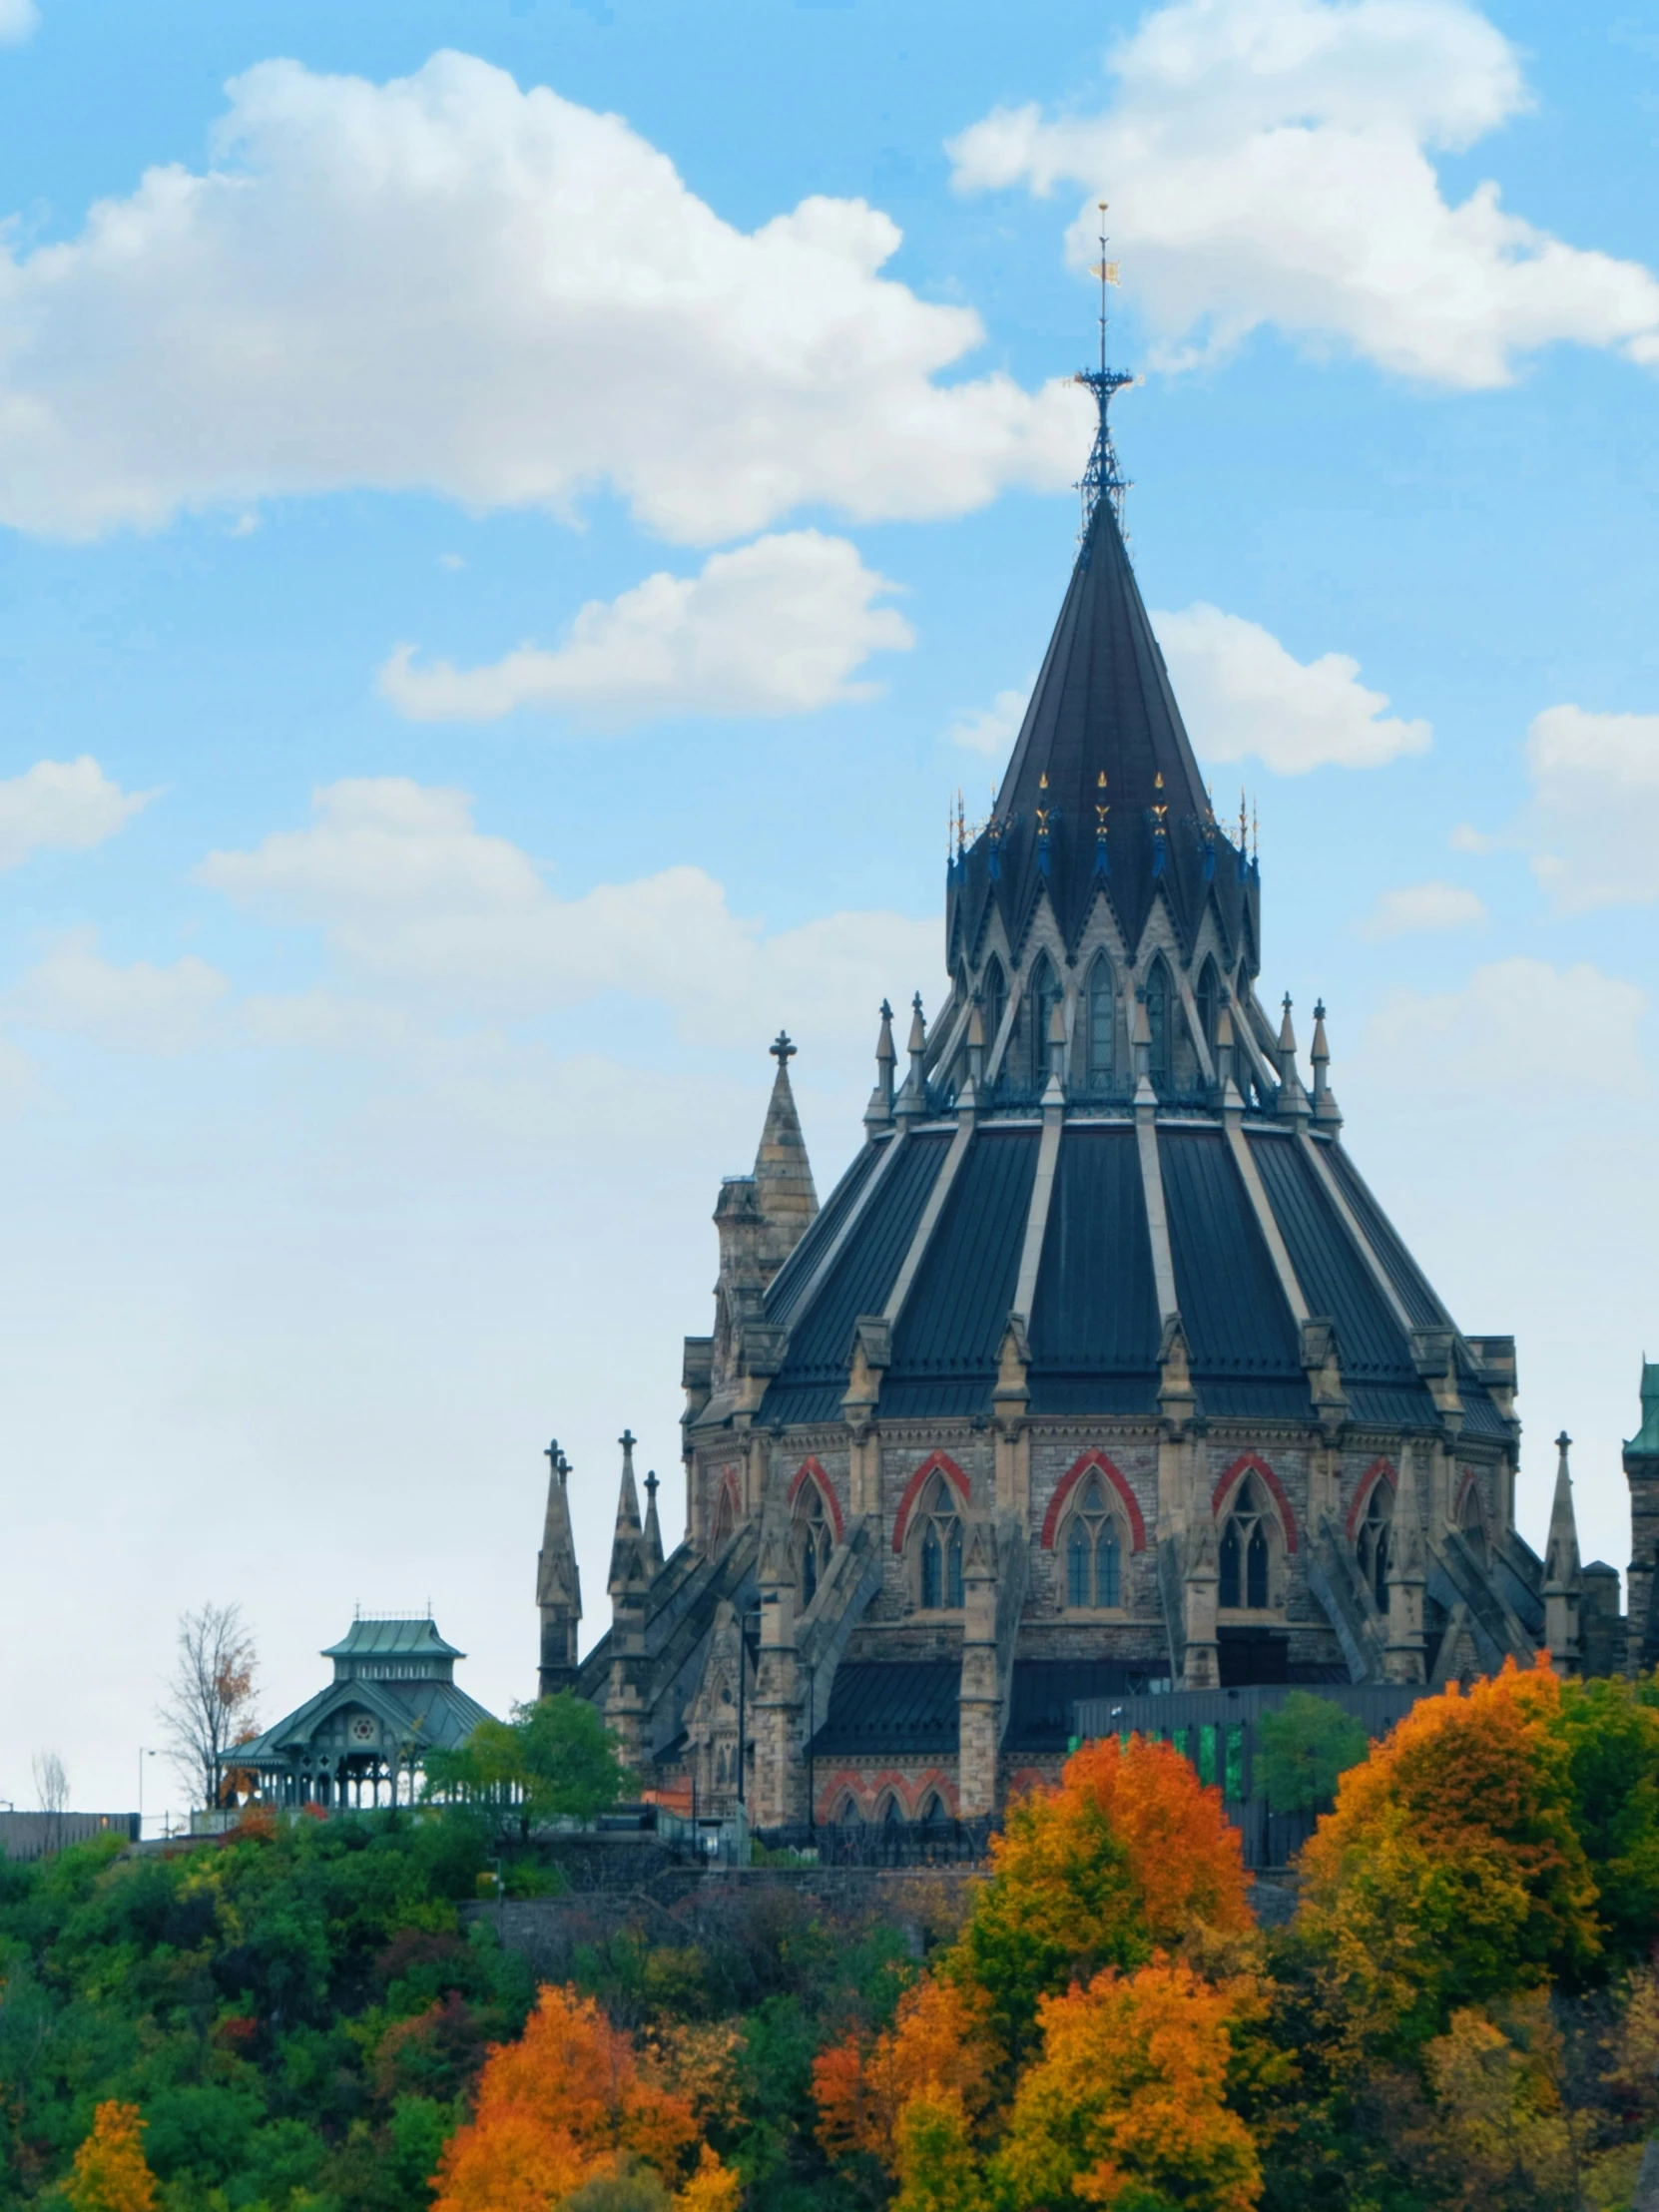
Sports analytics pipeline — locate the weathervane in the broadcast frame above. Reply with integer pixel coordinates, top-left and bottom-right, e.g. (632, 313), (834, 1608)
(1073, 200), (1135, 546)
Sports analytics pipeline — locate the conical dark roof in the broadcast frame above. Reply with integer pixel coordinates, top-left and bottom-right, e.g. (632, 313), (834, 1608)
(948, 491), (1260, 967)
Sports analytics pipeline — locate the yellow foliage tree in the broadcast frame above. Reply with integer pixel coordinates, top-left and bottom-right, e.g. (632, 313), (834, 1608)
(1298, 1659), (1600, 2052)
(673, 2144), (743, 2212)
(953, 1732), (1251, 2055)
(66, 2102), (157, 2212)
(432, 1985), (701, 2212)
(993, 1958), (1261, 2212)
(1421, 1993), (1574, 2212)
(815, 1975), (996, 2169)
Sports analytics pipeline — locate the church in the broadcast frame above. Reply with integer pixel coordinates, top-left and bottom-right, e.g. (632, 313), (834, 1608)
(533, 345), (1627, 1838)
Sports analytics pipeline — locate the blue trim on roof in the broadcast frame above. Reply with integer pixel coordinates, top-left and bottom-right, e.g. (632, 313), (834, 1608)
(880, 1129), (1039, 1419)
(1160, 1130), (1302, 1378)
(760, 1132), (951, 1424)
(1028, 1126), (1161, 1412)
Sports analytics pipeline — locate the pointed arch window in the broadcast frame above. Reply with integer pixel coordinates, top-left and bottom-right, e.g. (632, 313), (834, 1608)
(1087, 953), (1116, 1090)
(1146, 959), (1173, 1089)
(1195, 959), (1220, 1059)
(835, 1793), (862, 1827)
(918, 1791), (947, 1827)
(711, 1478), (736, 1549)
(1218, 1474), (1277, 1610)
(982, 958), (1007, 1068)
(912, 1474), (964, 1611)
(1028, 952), (1060, 1089)
(880, 1794), (904, 1827)
(1357, 1481), (1392, 1613)
(795, 1478), (832, 1607)
(1061, 1474), (1124, 1609)
(1459, 1481), (1487, 1559)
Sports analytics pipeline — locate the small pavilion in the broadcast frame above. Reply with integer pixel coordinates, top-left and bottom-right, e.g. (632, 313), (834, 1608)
(238, 1615), (494, 1812)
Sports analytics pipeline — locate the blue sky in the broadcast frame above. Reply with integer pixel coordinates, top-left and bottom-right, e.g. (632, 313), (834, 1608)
(0, 0), (1656, 1818)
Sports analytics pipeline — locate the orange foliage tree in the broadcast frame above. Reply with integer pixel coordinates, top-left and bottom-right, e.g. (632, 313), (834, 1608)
(1298, 1658), (1601, 2052)
(814, 1974), (995, 2171)
(432, 1984), (722, 2212)
(993, 1958), (1262, 2212)
(952, 1733), (1251, 2055)
(66, 2102), (157, 2212)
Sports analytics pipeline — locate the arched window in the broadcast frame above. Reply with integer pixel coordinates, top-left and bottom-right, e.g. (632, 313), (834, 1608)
(1087, 953), (1115, 1090)
(1218, 1474), (1276, 1610)
(1145, 960), (1173, 1089)
(1061, 1475), (1124, 1609)
(835, 1793), (862, 1827)
(1357, 1480), (1392, 1613)
(913, 1474), (964, 1610)
(1195, 959), (1220, 1059)
(1460, 1481), (1486, 1559)
(880, 1794), (904, 1827)
(981, 958), (1007, 1068)
(1028, 952), (1060, 1089)
(918, 1791), (947, 1827)
(795, 1477), (832, 1607)
(711, 1478), (735, 1549)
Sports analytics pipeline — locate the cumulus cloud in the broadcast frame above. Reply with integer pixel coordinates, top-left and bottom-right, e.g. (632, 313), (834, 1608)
(1367, 957), (1647, 1093)
(949, 686), (1029, 759)
(199, 778), (938, 1053)
(1359, 879), (1487, 938)
(379, 532), (912, 726)
(6, 930), (230, 1054)
(1522, 705), (1659, 912)
(947, 0), (1659, 388)
(1152, 602), (1430, 772)
(0, 757), (152, 870)
(0, 51), (1084, 543)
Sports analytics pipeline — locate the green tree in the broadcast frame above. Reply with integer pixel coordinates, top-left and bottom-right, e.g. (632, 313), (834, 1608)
(424, 1693), (627, 1837)
(1551, 1674), (1659, 1968)
(1254, 1695), (1370, 1816)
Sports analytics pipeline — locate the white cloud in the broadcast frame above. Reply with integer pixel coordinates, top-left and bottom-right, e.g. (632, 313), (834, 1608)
(199, 778), (939, 1053)
(0, 757), (152, 870)
(1151, 602), (1430, 772)
(1360, 879), (1487, 938)
(1367, 957), (1647, 1093)
(379, 532), (912, 727)
(1522, 705), (1659, 912)
(7, 930), (230, 1054)
(0, 51), (1085, 543)
(947, 0), (1659, 389)
(1448, 823), (1494, 853)
(0, 0), (37, 43)
(949, 686), (1028, 758)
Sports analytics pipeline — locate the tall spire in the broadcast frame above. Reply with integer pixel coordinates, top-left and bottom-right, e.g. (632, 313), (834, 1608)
(864, 999), (897, 1134)
(642, 1468), (665, 1576)
(607, 1427), (646, 1595)
(753, 1032), (818, 1267)
(1075, 201), (1134, 543)
(1544, 1430), (1582, 1675)
(537, 1437), (582, 1699)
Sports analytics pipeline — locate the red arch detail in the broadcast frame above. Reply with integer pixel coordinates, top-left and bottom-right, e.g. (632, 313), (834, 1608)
(1212, 1451), (1299, 1555)
(1346, 1456), (1397, 1542)
(891, 1450), (970, 1554)
(789, 1456), (843, 1542)
(1040, 1450), (1147, 1553)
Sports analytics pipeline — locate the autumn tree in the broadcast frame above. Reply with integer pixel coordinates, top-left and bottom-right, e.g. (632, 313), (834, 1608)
(432, 1983), (729, 2212)
(66, 2102), (157, 2212)
(993, 1958), (1262, 2212)
(158, 1600), (259, 1809)
(1297, 1658), (1600, 2055)
(950, 1732), (1250, 2056)
(815, 1974), (995, 2172)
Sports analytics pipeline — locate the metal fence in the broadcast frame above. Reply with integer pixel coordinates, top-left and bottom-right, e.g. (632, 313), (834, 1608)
(0, 1812), (139, 1863)
(753, 1818), (995, 1869)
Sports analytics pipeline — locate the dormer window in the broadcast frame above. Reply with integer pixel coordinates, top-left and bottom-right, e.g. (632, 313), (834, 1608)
(1028, 953), (1060, 1089)
(1146, 959), (1173, 1089)
(982, 958), (1007, 1068)
(1087, 953), (1116, 1089)
(1357, 1481), (1392, 1612)
(795, 1477), (832, 1606)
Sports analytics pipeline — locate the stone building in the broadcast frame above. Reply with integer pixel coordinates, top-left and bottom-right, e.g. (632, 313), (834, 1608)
(540, 367), (1622, 1834)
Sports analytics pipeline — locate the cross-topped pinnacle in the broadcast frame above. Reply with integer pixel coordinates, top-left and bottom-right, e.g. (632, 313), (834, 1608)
(1556, 1430), (1572, 1453)
(619, 1427), (636, 1453)
(645, 1469), (659, 1500)
(544, 1436), (559, 1472)
(879, 998), (893, 1022)
(770, 1031), (796, 1067)
(1314, 999), (1327, 1021)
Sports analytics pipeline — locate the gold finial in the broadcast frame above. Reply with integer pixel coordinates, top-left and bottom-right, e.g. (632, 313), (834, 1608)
(1039, 771), (1049, 791)
(1154, 771), (1165, 791)
(1097, 770), (1107, 791)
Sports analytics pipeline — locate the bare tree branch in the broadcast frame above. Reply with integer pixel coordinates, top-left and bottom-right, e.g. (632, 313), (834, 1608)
(32, 1750), (69, 1851)
(159, 1602), (260, 1809)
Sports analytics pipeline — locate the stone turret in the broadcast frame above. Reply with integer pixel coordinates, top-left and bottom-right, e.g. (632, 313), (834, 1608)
(1544, 1432), (1582, 1675)
(642, 1469), (665, 1578)
(705, 1039), (819, 1411)
(536, 1437), (582, 1700)
(754, 1032), (819, 1273)
(1626, 1363), (1659, 1674)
